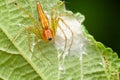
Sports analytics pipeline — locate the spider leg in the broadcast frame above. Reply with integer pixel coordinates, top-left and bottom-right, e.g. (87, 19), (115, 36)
(54, 16), (74, 60)
(57, 24), (67, 59)
(6, 27), (26, 51)
(51, 1), (65, 18)
(28, 27), (52, 65)
(58, 17), (74, 53)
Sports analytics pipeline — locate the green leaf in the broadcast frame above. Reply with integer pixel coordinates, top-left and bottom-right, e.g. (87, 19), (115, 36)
(0, 0), (119, 80)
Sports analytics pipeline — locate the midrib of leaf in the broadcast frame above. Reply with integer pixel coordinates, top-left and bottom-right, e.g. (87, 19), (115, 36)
(0, 0), (59, 80)
(0, 50), (42, 80)
(0, 23), (44, 79)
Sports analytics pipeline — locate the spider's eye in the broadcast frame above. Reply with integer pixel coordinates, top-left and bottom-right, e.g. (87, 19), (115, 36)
(48, 38), (52, 41)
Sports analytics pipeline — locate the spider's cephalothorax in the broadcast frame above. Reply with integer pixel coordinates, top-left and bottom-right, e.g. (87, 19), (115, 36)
(42, 28), (54, 41)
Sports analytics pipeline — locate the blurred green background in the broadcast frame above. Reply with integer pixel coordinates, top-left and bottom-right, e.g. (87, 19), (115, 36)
(61, 0), (120, 57)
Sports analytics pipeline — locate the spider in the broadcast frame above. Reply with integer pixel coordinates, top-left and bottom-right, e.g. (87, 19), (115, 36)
(9, 0), (74, 63)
